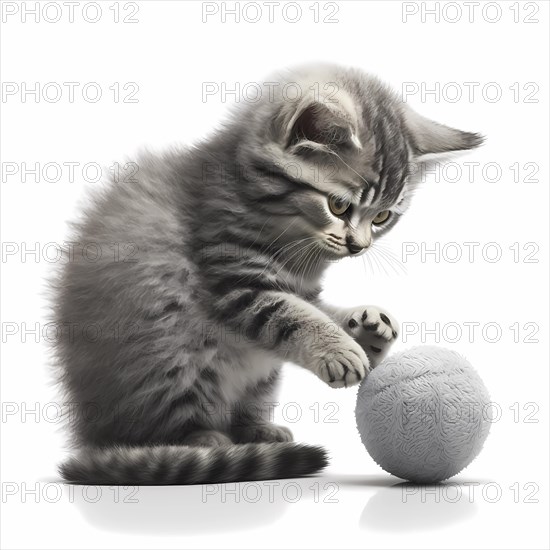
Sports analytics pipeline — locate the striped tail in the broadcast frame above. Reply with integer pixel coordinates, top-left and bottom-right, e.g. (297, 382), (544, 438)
(59, 443), (328, 485)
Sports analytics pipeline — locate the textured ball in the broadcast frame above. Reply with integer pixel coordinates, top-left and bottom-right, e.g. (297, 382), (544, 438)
(355, 346), (491, 483)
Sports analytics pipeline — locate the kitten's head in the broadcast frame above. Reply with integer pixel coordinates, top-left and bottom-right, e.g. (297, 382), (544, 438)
(234, 64), (483, 261)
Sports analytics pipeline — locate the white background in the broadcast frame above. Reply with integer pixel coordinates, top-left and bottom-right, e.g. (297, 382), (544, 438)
(1, 1), (549, 549)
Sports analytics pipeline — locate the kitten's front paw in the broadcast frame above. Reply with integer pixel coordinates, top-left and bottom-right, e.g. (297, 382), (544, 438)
(346, 306), (399, 367)
(312, 340), (370, 388)
(233, 423), (293, 444)
(181, 429), (233, 448)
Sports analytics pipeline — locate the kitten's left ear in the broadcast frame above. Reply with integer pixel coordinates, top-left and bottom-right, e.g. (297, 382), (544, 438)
(279, 96), (363, 155)
(402, 104), (484, 156)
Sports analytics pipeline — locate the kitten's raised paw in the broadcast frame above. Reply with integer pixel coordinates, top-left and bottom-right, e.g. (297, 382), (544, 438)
(233, 423), (293, 444)
(313, 342), (370, 388)
(346, 306), (399, 367)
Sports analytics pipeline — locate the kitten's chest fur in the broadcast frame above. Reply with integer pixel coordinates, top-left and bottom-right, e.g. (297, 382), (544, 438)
(213, 344), (281, 403)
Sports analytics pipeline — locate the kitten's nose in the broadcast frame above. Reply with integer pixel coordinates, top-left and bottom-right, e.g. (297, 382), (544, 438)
(346, 239), (364, 255)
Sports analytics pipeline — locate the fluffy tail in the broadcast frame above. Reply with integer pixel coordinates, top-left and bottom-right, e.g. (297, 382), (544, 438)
(60, 443), (328, 485)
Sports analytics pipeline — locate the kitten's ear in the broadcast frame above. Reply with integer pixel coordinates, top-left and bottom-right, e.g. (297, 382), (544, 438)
(281, 99), (362, 154)
(403, 105), (484, 156)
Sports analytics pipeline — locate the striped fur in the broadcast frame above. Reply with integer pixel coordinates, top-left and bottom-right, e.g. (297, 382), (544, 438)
(51, 64), (482, 485)
(60, 444), (328, 485)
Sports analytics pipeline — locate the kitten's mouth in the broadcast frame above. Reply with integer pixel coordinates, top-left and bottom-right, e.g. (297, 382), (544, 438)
(321, 239), (349, 258)
(321, 236), (348, 259)
(321, 235), (369, 259)
(325, 233), (344, 248)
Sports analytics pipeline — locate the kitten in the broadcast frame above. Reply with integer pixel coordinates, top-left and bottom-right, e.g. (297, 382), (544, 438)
(53, 64), (482, 484)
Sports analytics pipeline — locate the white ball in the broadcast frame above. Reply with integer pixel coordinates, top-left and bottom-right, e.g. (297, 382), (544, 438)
(355, 346), (492, 483)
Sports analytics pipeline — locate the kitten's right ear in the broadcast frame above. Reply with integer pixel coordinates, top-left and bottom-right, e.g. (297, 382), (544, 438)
(279, 98), (363, 155)
(403, 105), (484, 156)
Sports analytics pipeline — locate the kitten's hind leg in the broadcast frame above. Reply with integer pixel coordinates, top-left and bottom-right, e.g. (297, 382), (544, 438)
(230, 369), (293, 444)
(182, 429), (233, 448)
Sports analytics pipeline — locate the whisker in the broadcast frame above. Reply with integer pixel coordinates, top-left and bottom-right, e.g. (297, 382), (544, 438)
(370, 247), (390, 277)
(301, 244), (319, 292)
(294, 242), (316, 283)
(280, 242), (317, 290)
(226, 235), (313, 288)
(274, 239), (317, 279)
(362, 250), (375, 277)
(246, 216), (273, 254)
(372, 243), (407, 275)
(259, 217), (298, 254)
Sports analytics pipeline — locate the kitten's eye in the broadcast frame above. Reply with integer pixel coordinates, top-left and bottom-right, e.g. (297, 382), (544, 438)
(372, 210), (391, 225)
(328, 196), (351, 216)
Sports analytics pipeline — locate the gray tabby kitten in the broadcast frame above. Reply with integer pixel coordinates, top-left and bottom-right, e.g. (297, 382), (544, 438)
(54, 65), (482, 485)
